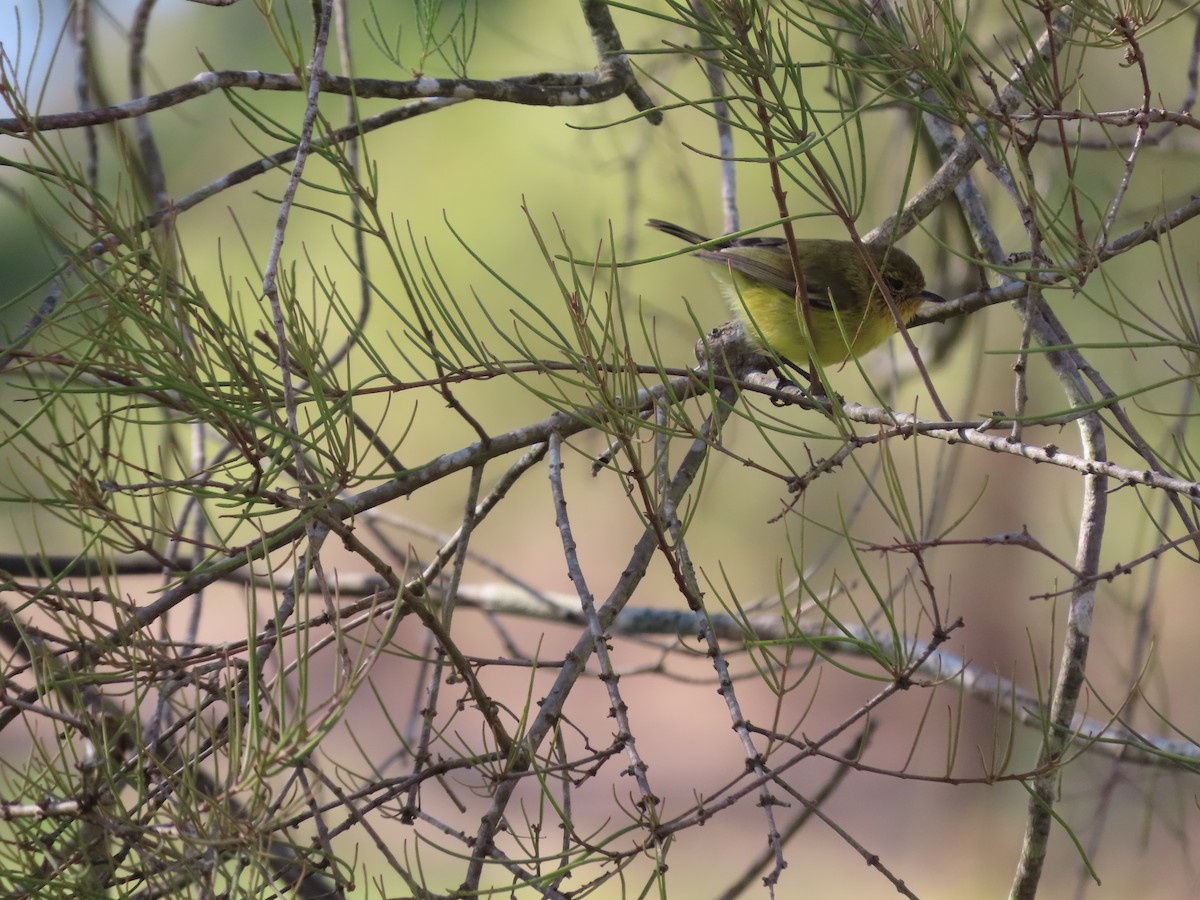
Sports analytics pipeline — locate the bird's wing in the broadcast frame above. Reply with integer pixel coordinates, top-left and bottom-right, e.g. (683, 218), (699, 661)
(697, 245), (838, 311)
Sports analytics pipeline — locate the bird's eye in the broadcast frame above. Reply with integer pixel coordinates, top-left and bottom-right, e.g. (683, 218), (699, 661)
(885, 276), (906, 293)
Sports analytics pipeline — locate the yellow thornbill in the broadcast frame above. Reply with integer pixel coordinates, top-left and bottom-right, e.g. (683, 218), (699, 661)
(648, 219), (946, 366)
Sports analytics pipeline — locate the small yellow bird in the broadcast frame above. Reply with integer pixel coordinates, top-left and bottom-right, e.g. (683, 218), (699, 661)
(648, 219), (946, 366)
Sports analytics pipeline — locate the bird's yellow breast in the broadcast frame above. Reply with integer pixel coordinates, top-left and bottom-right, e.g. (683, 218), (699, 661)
(724, 274), (923, 365)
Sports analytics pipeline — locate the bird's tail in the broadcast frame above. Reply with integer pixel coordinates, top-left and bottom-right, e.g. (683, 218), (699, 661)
(645, 219), (710, 246)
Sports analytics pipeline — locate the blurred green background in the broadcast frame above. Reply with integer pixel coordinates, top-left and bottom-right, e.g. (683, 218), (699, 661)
(1, 1), (1199, 897)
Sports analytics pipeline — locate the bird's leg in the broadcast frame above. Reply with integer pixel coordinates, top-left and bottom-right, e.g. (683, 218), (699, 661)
(767, 359), (842, 407)
(768, 359), (813, 406)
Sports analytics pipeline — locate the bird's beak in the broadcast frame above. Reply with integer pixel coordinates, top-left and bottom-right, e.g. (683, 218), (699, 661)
(918, 290), (948, 304)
